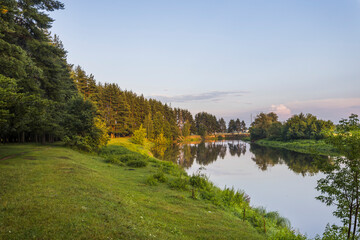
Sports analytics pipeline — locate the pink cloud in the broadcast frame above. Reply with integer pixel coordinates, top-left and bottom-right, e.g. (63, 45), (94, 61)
(270, 104), (292, 120)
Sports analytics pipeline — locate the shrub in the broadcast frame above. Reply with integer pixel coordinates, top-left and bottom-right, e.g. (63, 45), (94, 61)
(106, 155), (124, 166)
(126, 159), (148, 168)
(146, 175), (158, 186)
(221, 187), (246, 207)
(153, 171), (167, 183)
(169, 175), (189, 191)
(189, 173), (210, 190)
(118, 154), (143, 163)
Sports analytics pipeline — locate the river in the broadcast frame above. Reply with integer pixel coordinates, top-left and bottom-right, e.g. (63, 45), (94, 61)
(152, 140), (339, 238)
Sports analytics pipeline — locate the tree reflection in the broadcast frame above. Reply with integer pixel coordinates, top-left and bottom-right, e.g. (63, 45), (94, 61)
(196, 142), (227, 166)
(249, 144), (328, 176)
(228, 141), (247, 157)
(151, 140), (328, 175)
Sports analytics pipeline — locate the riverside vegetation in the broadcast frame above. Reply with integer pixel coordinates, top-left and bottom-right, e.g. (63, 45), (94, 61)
(1, 1), (360, 239)
(0, 140), (306, 239)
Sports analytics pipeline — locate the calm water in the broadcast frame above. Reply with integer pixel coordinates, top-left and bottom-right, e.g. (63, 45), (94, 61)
(152, 140), (339, 238)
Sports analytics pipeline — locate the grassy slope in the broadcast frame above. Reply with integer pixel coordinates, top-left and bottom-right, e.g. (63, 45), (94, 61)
(255, 139), (338, 156)
(0, 144), (265, 240)
(108, 137), (154, 157)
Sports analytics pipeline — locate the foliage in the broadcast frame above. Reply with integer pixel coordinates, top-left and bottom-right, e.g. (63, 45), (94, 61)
(315, 224), (347, 240)
(284, 113), (334, 140)
(168, 174), (189, 191)
(131, 124), (147, 145)
(250, 112), (280, 140)
(153, 170), (167, 183)
(154, 132), (168, 145)
(218, 117), (227, 133)
(316, 114), (360, 239)
(256, 139), (338, 156)
(182, 121), (191, 138)
(250, 112), (334, 142)
(145, 175), (159, 186)
(126, 158), (147, 168)
(195, 112), (219, 136)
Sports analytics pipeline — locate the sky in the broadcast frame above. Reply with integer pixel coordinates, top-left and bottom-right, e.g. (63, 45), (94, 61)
(50, 0), (360, 124)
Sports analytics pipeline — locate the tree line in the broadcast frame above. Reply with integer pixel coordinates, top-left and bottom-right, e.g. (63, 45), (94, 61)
(1, 0), (242, 149)
(71, 67), (249, 142)
(249, 112), (334, 141)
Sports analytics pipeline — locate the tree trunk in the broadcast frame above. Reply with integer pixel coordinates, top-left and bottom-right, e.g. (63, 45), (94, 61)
(352, 173), (359, 239)
(348, 201), (354, 239)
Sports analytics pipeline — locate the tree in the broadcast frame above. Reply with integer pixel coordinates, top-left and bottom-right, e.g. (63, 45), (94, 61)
(228, 119), (236, 133)
(218, 118), (227, 133)
(249, 112), (279, 140)
(131, 125), (147, 145)
(235, 118), (241, 133)
(144, 112), (154, 139)
(195, 112), (219, 136)
(240, 120), (247, 133)
(316, 114), (360, 240)
(284, 113), (334, 140)
(182, 121), (191, 138)
(267, 122), (283, 140)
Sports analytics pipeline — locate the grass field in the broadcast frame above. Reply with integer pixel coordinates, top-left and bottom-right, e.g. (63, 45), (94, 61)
(255, 139), (338, 156)
(0, 143), (268, 240)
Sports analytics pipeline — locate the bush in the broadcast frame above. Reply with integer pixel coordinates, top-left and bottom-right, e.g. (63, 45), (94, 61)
(145, 175), (158, 186)
(221, 187), (246, 207)
(126, 159), (148, 168)
(118, 154), (143, 163)
(153, 171), (167, 183)
(106, 155), (125, 166)
(169, 175), (189, 191)
(189, 173), (210, 190)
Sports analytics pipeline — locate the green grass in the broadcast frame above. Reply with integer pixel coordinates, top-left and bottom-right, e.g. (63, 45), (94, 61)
(0, 144), (269, 240)
(108, 137), (154, 157)
(255, 139), (338, 156)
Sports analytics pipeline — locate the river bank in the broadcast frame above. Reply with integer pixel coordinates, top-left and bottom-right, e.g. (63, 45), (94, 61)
(0, 140), (305, 239)
(180, 133), (250, 144)
(253, 139), (338, 156)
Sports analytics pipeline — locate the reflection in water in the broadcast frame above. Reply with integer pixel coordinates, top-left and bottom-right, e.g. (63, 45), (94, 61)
(152, 140), (329, 176)
(249, 144), (328, 176)
(152, 140), (336, 237)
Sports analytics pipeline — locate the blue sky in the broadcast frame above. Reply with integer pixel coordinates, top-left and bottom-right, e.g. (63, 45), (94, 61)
(50, 0), (360, 123)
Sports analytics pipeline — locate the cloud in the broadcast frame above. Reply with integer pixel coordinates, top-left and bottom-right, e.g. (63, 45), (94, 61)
(288, 98), (360, 110)
(282, 97), (360, 122)
(269, 104), (292, 119)
(149, 91), (248, 103)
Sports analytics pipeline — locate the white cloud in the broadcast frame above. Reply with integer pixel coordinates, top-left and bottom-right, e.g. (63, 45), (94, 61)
(270, 104), (292, 119)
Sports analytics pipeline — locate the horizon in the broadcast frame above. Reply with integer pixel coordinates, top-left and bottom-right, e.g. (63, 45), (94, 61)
(50, 0), (360, 123)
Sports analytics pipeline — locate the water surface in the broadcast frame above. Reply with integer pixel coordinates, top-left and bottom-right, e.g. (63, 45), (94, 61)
(152, 140), (339, 238)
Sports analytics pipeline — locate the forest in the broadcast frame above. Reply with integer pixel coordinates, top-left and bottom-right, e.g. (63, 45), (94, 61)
(0, 0), (250, 151)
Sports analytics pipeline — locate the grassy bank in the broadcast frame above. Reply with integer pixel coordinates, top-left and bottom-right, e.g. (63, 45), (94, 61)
(0, 141), (305, 239)
(181, 133), (250, 144)
(255, 139), (338, 156)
